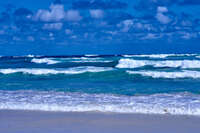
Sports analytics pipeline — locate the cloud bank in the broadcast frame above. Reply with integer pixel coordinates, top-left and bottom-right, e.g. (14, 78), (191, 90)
(0, 0), (199, 46)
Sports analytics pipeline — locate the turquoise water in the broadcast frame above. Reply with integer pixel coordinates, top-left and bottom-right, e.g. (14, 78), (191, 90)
(1, 54), (200, 115)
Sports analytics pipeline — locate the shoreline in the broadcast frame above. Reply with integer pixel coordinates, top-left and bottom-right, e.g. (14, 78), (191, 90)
(1, 110), (200, 133)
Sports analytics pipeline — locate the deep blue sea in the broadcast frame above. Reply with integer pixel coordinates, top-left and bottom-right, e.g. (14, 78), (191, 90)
(1, 54), (200, 115)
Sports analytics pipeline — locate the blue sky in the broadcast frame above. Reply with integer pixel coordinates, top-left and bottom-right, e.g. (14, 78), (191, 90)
(0, 0), (200, 55)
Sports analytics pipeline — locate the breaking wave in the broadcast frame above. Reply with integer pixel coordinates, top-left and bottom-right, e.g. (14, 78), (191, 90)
(31, 58), (59, 64)
(0, 67), (113, 75)
(84, 54), (99, 57)
(116, 59), (200, 68)
(127, 70), (200, 79)
(68, 57), (113, 63)
(122, 54), (197, 58)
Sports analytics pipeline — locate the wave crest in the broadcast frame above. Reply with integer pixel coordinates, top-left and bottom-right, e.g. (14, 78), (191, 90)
(31, 58), (59, 64)
(116, 59), (200, 68)
(127, 70), (200, 79)
(122, 54), (197, 58)
(0, 67), (113, 75)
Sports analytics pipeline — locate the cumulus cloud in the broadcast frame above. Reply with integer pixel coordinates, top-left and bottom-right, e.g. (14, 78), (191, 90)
(43, 22), (63, 30)
(156, 6), (171, 24)
(180, 32), (197, 39)
(0, 0), (199, 45)
(117, 19), (133, 32)
(35, 4), (65, 22)
(157, 6), (168, 13)
(65, 10), (82, 21)
(141, 33), (159, 40)
(34, 4), (82, 22)
(90, 9), (104, 19)
(156, 13), (171, 24)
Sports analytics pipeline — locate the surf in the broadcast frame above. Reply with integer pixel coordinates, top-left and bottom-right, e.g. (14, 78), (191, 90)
(116, 59), (200, 68)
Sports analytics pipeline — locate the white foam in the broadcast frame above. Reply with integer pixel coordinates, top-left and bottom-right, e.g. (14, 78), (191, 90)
(0, 67), (113, 75)
(31, 58), (59, 64)
(122, 54), (198, 58)
(66, 57), (112, 63)
(25, 55), (43, 58)
(26, 54), (34, 57)
(84, 54), (99, 57)
(127, 70), (200, 79)
(123, 54), (170, 58)
(116, 59), (200, 68)
(196, 56), (200, 58)
(0, 90), (200, 115)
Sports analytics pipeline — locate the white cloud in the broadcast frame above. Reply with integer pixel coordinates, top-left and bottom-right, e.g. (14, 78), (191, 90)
(157, 6), (168, 13)
(141, 33), (159, 40)
(156, 6), (171, 24)
(35, 4), (82, 22)
(181, 32), (197, 39)
(70, 35), (77, 39)
(135, 22), (143, 29)
(65, 10), (82, 21)
(35, 4), (65, 22)
(117, 19), (133, 32)
(181, 20), (192, 27)
(105, 31), (118, 35)
(89, 9), (104, 19)
(156, 13), (171, 24)
(43, 23), (63, 30)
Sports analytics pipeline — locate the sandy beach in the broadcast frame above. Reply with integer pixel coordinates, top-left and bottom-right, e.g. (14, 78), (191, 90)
(1, 110), (200, 133)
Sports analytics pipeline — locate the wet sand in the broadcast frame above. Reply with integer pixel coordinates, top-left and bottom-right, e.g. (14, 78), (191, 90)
(0, 110), (200, 133)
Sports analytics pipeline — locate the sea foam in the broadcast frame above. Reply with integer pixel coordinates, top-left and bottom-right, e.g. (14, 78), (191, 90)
(0, 90), (200, 116)
(31, 58), (59, 64)
(122, 54), (197, 58)
(127, 70), (200, 79)
(84, 54), (99, 57)
(116, 59), (200, 68)
(0, 67), (113, 75)
(69, 57), (112, 63)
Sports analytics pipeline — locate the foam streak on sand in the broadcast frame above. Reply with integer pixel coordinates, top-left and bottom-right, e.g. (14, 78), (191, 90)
(116, 59), (200, 68)
(0, 91), (200, 115)
(127, 70), (200, 79)
(0, 67), (113, 75)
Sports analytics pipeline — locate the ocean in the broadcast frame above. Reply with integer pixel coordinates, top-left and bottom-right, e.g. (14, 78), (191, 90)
(0, 54), (200, 115)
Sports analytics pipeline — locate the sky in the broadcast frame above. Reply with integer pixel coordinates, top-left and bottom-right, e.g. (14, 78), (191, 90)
(0, 0), (200, 55)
